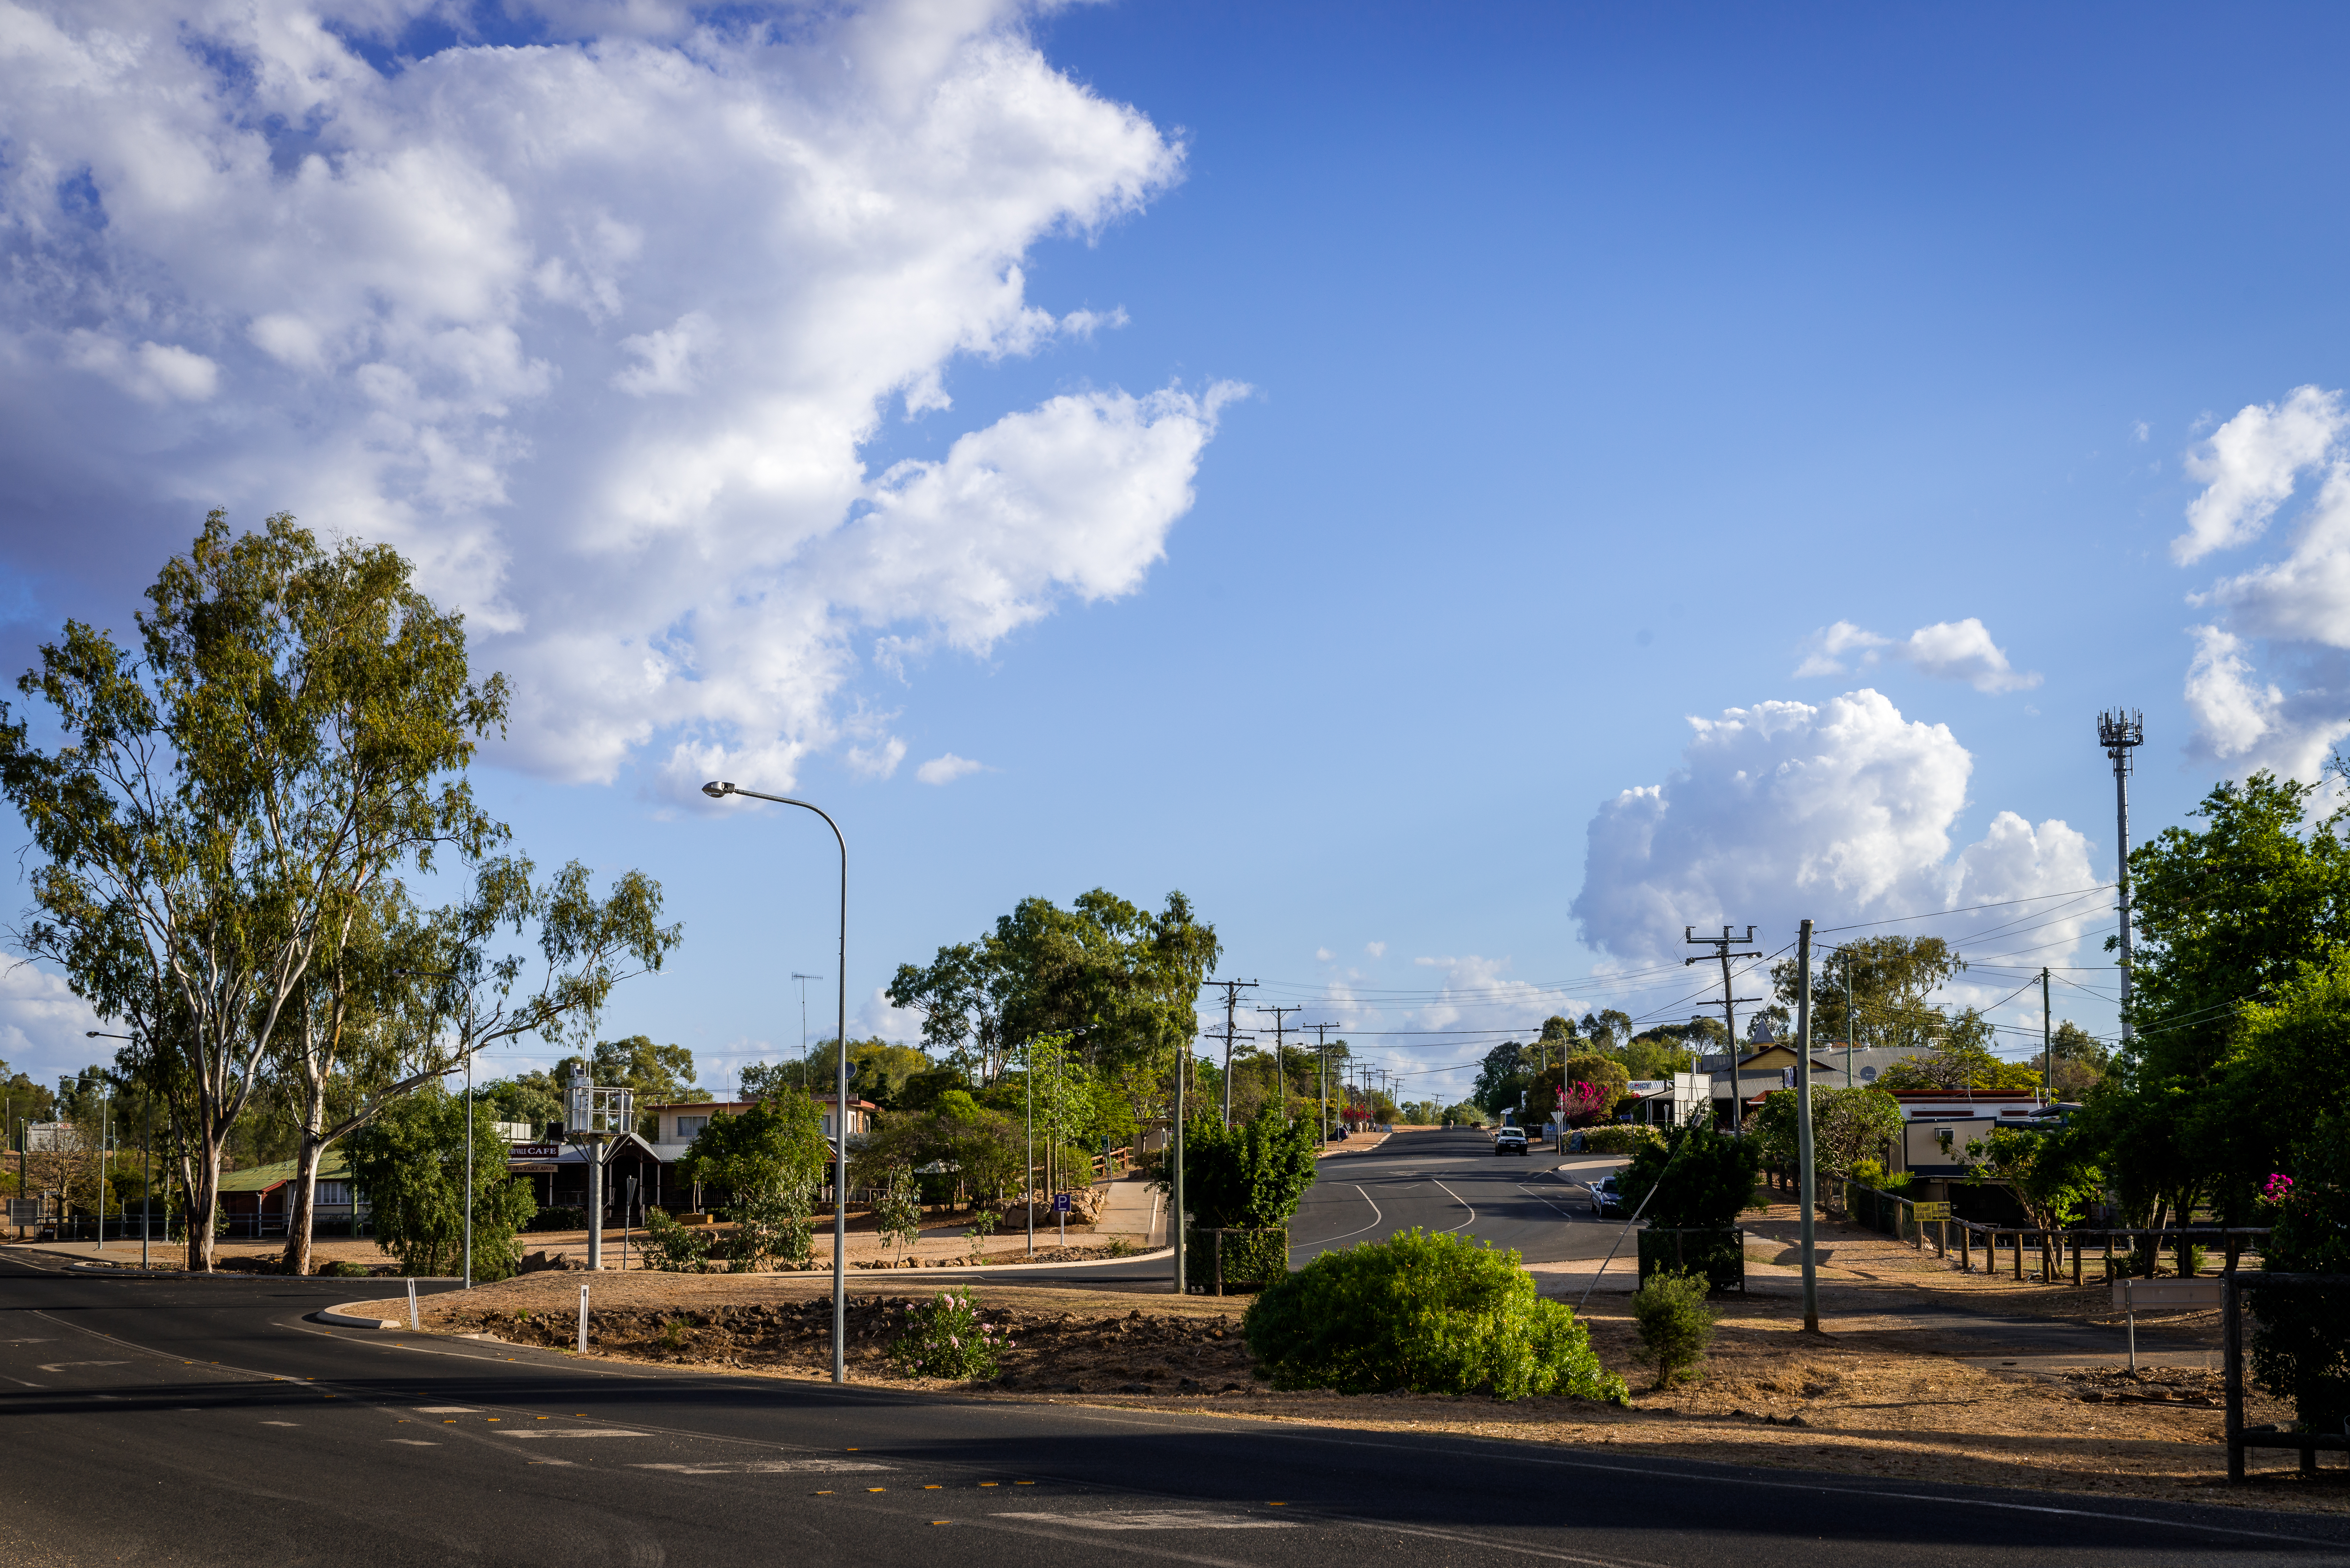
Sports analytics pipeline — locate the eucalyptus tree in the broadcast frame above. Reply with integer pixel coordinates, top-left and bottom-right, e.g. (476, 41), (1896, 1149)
(273, 857), (678, 1276)
(2, 514), (506, 1268)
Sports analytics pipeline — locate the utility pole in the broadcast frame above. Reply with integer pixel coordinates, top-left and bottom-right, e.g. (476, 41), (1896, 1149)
(1304, 1024), (1342, 1142)
(1206, 978), (1257, 1125)
(2042, 967), (2054, 1105)
(1256, 1005), (1301, 1118)
(1796, 918), (1820, 1333)
(2099, 709), (2144, 1043)
(1686, 925), (1762, 1126)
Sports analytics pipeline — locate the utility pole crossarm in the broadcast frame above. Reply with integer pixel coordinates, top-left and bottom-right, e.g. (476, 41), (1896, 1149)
(1687, 924), (1763, 1124)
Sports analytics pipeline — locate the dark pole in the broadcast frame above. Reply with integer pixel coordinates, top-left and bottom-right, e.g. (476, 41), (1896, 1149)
(1171, 1033), (1186, 1295)
(705, 780), (850, 1386)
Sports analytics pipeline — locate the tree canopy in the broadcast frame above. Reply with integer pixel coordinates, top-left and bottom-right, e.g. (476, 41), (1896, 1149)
(887, 888), (1219, 1083)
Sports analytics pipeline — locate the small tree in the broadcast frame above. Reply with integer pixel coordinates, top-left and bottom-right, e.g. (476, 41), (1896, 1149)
(678, 1091), (827, 1271)
(1632, 1266), (1717, 1389)
(345, 1089), (536, 1279)
(1161, 1106), (1319, 1229)
(1964, 1122), (2103, 1231)
(1619, 1121), (1760, 1229)
(874, 1164), (922, 1264)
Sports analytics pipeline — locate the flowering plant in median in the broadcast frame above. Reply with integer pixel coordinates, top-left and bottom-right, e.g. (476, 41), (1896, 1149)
(888, 1291), (1009, 1380)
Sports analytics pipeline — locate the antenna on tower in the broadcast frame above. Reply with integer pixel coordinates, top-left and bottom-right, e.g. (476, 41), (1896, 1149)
(2098, 709), (2145, 1043)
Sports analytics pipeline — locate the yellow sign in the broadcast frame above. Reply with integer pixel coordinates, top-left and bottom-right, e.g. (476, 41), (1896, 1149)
(1910, 1201), (1952, 1221)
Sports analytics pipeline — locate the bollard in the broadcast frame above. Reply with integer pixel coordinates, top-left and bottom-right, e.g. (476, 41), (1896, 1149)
(406, 1277), (419, 1332)
(577, 1282), (589, 1355)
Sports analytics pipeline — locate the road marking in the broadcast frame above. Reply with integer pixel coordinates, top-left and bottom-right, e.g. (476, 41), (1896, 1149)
(260, 1421), (299, 1427)
(2, 1377), (42, 1388)
(500, 1429), (648, 1438)
(993, 1511), (1294, 1531)
(415, 1406), (477, 1413)
(0, 1338), (54, 1344)
(1429, 1179), (1477, 1233)
(388, 1439), (438, 1446)
(36, 1361), (128, 1372)
(633, 1460), (893, 1474)
(1289, 1186), (1384, 1251)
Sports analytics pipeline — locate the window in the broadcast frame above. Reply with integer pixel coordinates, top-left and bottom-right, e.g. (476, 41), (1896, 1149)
(673, 1116), (708, 1141)
(316, 1181), (352, 1206)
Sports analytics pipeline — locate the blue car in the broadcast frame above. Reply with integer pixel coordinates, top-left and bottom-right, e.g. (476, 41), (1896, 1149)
(1588, 1175), (1628, 1218)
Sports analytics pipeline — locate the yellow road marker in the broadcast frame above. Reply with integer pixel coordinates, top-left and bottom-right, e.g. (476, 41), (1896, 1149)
(923, 1484), (941, 1489)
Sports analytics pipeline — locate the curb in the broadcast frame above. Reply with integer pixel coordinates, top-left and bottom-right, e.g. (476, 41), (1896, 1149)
(896, 1246), (1174, 1275)
(312, 1306), (402, 1330)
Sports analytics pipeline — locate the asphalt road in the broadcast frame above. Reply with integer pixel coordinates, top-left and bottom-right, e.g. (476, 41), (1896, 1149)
(923, 1125), (1625, 1286)
(4, 1250), (2345, 1567)
(6, 1126), (2346, 1568)
(1286, 1125), (1624, 1266)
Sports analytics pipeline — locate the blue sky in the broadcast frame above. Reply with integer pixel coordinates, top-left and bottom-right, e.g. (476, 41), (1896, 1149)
(6, 2), (2350, 1106)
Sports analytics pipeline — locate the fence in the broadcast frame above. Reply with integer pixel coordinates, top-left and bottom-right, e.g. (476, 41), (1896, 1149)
(1833, 1180), (2267, 1287)
(1954, 1224), (2267, 1286)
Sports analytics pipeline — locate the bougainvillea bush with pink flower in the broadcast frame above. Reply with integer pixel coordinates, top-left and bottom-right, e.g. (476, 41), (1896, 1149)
(2251, 1113), (2350, 1436)
(888, 1291), (1008, 1380)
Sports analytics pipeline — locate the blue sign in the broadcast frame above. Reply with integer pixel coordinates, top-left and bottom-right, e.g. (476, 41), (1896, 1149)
(1051, 1192), (1072, 1214)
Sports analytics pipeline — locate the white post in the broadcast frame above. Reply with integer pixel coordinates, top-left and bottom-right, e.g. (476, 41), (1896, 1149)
(406, 1278), (419, 1332)
(577, 1282), (589, 1355)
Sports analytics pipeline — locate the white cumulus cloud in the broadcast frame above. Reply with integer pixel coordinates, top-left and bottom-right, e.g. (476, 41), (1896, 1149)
(0, 0), (1236, 796)
(915, 752), (984, 785)
(1794, 618), (2040, 694)
(2172, 386), (2346, 565)
(2170, 385), (2350, 782)
(1571, 690), (2097, 967)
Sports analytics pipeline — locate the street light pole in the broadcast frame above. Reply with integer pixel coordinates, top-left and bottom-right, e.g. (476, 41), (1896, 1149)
(704, 780), (851, 1386)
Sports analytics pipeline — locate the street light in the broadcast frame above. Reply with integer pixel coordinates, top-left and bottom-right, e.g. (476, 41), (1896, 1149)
(702, 779), (851, 1386)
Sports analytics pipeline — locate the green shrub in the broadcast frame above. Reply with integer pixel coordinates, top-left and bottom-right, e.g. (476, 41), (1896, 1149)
(1185, 1226), (1288, 1291)
(1242, 1228), (1628, 1401)
(725, 1185), (815, 1272)
(1621, 1123), (1761, 1228)
(2253, 1112), (2350, 1434)
(1632, 1267), (1717, 1389)
(889, 1291), (1008, 1380)
(345, 1089), (536, 1280)
(1160, 1108), (1320, 1229)
(641, 1208), (712, 1273)
(1580, 1125), (1664, 1156)
(320, 1259), (369, 1279)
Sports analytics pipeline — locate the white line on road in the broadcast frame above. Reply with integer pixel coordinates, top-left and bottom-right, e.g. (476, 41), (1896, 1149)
(388, 1440), (438, 1446)
(1429, 1179), (1476, 1233)
(1288, 1186), (1384, 1252)
(634, 1459), (893, 1474)
(993, 1511), (1294, 1531)
(36, 1361), (127, 1372)
(499, 1429), (649, 1438)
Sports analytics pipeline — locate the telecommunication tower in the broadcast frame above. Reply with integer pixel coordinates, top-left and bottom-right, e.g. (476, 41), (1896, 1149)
(2098, 709), (2145, 1043)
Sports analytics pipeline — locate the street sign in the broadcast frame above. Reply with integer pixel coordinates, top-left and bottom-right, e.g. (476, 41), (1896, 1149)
(2112, 1278), (2223, 1311)
(1910, 1202), (1952, 1221)
(5, 1199), (38, 1223)
(1051, 1192), (1072, 1214)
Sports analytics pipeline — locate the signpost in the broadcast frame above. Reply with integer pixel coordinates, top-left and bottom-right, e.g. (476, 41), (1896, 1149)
(1911, 1202), (1952, 1220)
(1053, 1190), (1071, 1245)
(2114, 1276), (2223, 1372)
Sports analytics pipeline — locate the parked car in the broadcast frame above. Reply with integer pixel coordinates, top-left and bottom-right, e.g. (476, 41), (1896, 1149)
(1493, 1125), (1530, 1156)
(1588, 1174), (1628, 1217)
